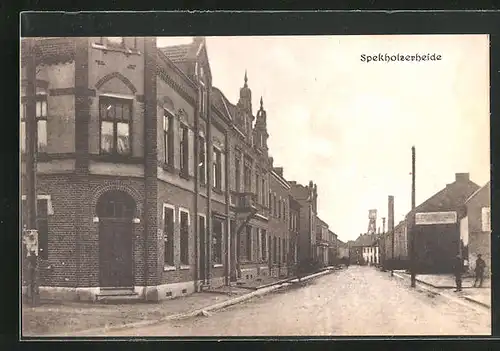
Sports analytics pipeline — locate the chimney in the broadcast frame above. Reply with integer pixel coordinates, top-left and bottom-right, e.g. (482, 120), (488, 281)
(388, 196), (395, 233)
(273, 167), (284, 177)
(455, 173), (470, 182)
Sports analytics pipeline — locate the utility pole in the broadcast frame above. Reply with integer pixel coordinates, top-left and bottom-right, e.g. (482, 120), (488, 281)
(410, 146), (416, 288)
(389, 196), (395, 276)
(26, 37), (39, 306)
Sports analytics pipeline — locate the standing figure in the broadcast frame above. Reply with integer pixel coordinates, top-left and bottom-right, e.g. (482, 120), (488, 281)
(453, 255), (463, 292)
(473, 254), (486, 288)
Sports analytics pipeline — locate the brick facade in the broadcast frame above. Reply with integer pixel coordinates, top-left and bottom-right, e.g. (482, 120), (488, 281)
(20, 37), (337, 302)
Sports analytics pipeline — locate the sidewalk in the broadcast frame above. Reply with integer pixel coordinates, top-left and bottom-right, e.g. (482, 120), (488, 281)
(23, 268), (335, 337)
(395, 272), (491, 308)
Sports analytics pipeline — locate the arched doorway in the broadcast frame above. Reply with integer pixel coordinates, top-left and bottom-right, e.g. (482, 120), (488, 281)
(97, 190), (135, 288)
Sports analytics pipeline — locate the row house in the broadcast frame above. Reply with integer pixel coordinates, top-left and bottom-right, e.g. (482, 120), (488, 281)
(288, 195), (301, 269)
(20, 36), (277, 302)
(290, 181), (318, 265)
(328, 230), (338, 266)
(316, 217), (329, 266)
(268, 167), (292, 277)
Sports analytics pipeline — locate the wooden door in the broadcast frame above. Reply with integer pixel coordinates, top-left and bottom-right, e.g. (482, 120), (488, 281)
(99, 219), (133, 288)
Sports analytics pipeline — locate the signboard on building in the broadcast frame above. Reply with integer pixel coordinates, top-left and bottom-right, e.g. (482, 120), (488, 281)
(415, 211), (457, 225)
(369, 209), (377, 219)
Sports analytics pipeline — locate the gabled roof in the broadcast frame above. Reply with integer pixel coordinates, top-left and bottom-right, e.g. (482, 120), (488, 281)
(465, 180), (491, 204)
(211, 87), (236, 121)
(413, 177), (480, 214)
(351, 234), (378, 247)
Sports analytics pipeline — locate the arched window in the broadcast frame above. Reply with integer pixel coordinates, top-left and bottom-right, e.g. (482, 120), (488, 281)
(97, 191), (135, 219)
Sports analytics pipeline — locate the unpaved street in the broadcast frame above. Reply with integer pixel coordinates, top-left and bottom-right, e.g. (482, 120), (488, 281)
(100, 266), (491, 336)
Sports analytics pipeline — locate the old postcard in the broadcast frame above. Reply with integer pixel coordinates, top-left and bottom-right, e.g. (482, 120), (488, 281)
(20, 34), (491, 337)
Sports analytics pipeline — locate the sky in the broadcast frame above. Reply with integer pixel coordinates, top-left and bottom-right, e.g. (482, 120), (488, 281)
(157, 35), (490, 243)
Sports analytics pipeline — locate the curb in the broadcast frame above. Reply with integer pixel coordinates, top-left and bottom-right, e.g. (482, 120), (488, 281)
(392, 273), (490, 310)
(68, 268), (334, 336)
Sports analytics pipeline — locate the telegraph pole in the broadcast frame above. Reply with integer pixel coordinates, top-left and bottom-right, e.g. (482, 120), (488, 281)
(410, 146), (416, 288)
(26, 37), (39, 306)
(389, 196), (395, 276)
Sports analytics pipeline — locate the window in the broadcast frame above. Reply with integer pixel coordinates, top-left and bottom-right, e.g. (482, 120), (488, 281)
(20, 97), (48, 153)
(21, 198), (49, 260)
(163, 110), (174, 165)
(199, 136), (206, 184)
(200, 86), (208, 117)
(269, 192), (273, 212)
(255, 174), (260, 203)
(235, 155), (241, 192)
(277, 239), (281, 264)
(261, 230), (267, 261)
(163, 206), (175, 266)
(278, 198), (282, 219)
(213, 147), (222, 190)
(482, 207), (491, 232)
(261, 178), (266, 206)
(274, 194), (278, 217)
(180, 210), (189, 265)
(212, 218), (223, 264)
(244, 163), (251, 192)
(179, 124), (189, 175)
(273, 236), (277, 264)
(246, 225), (252, 261)
(99, 97), (132, 155)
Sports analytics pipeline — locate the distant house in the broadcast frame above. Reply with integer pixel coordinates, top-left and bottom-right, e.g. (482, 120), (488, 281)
(349, 234), (380, 265)
(461, 181), (491, 275)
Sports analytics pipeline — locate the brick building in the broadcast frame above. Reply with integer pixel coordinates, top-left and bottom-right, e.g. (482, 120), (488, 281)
(391, 173), (480, 274)
(316, 217), (329, 266)
(288, 195), (301, 270)
(20, 37), (278, 302)
(269, 167), (292, 277)
(460, 181), (491, 275)
(290, 181), (318, 265)
(328, 230), (338, 266)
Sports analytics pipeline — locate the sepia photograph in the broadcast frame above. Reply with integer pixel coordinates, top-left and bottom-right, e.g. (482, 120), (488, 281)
(20, 34), (491, 337)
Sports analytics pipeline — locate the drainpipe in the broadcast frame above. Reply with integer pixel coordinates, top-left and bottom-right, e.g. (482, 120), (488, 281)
(193, 86), (200, 291)
(224, 131), (231, 286)
(206, 89), (213, 286)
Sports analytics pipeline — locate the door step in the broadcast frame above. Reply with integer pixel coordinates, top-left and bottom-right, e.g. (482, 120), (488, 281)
(96, 288), (142, 304)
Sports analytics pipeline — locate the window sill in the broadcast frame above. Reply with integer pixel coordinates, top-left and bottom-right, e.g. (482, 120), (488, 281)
(92, 154), (143, 164)
(179, 265), (190, 270)
(161, 162), (176, 173)
(212, 187), (224, 195)
(163, 265), (177, 272)
(179, 171), (190, 180)
(212, 263), (223, 268)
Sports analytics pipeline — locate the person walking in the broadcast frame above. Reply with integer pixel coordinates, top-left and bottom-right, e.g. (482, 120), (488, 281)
(453, 255), (463, 292)
(473, 254), (486, 288)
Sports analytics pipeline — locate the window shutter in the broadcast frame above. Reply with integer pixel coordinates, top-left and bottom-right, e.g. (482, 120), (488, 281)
(188, 129), (194, 176)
